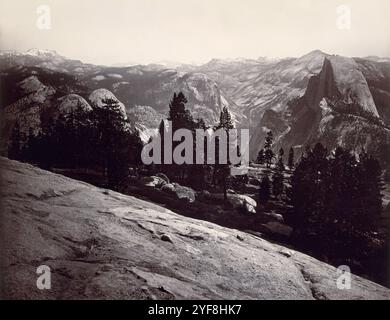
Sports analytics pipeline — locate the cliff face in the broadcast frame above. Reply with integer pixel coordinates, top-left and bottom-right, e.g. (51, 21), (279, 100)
(250, 56), (390, 162)
(327, 56), (379, 117)
(303, 58), (341, 110)
(1, 157), (389, 299)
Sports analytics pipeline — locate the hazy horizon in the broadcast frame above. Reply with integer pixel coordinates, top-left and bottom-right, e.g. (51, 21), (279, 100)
(1, 0), (390, 65)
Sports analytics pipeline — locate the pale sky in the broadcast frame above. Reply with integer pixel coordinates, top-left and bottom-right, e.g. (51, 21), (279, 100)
(0, 0), (389, 65)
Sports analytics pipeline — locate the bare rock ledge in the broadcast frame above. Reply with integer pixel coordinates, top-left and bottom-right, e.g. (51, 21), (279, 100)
(0, 157), (389, 299)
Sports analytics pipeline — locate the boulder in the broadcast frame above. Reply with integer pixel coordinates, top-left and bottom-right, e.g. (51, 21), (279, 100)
(160, 234), (173, 243)
(264, 211), (284, 222)
(88, 88), (127, 120)
(199, 191), (224, 201)
(228, 194), (257, 214)
(279, 249), (293, 258)
(155, 173), (170, 184)
(262, 222), (293, 237)
(141, 176), (167, 188)
(196, 190), (211, 200)
(161, 183), (176, 194)
(161, 182), (196, 203)
(58, 94), (93, 115)
(172, 183), (196, 203)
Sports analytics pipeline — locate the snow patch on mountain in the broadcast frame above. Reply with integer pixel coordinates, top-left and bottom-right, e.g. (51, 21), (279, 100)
(26, 48), (59, 58)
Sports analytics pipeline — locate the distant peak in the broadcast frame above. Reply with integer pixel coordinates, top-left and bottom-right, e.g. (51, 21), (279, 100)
(299, 50), (328, 59)
(257, 56), (281, 63)
(295, 50), (328, 63)
(307, 49), (326, 55)
(26, 48), (59, 57)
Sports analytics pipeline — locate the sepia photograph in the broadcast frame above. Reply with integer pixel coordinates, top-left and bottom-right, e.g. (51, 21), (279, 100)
(0, 0), (390, 305)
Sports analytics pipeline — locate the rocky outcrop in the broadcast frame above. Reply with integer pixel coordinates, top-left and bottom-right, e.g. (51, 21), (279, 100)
(127, 105), (165, 143)
(199, 52), (389, 166)
(201, 50), (328, 131)
(327, 56), (379, 117)
(278, 57), (390, 161)
(161, 183), (196, 203)
(248, 54), (390, 167)
(58, 94), (93, 115)
(141, 176), (167, 188)
(1, 157), (389, 299)
(228, 193), (257, 214)
(88, 88), (127, 120)
(0, 50), (240, 144)
(262, 221), (293, 238)
(0, 75), (56, 154)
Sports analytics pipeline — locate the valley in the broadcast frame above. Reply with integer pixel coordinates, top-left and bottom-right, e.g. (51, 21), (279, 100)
(1, 48), (390, 296)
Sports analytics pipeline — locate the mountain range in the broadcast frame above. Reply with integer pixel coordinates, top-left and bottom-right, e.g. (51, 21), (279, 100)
(1, 48), (390, 169)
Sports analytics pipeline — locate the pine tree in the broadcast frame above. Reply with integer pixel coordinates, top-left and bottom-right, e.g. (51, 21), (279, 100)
(272, 171), (284, 199)
(41, 116), (57, 168)
(259, 173), (271, 205)
(256, 149), (265, 165)
(357, 151), (383, 230)
(325, 147), (359, 236)
(214, 107), (234, 201)
(196, 117), (207, 130)
(277, 148), (285, 171)
(94, 98), (131, 188)
(288, 143), (329, 233)
(288, 146), (294, 169)
(167, 92), (197, 181)
(272, 149), (285, 199)
(8, 121), (22, 160)
(216, 107), (234, 131)
(189, 117), (209, 189)
(288, 143), (384, 258)
(52, 113), (69, 167)
(168, 92), (194, 132)
(264, 131), (275, 168)
(24, 127), (39, 163)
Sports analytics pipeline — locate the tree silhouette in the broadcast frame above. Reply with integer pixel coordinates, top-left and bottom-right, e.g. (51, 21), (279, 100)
(288, 143), (384, 259)
(277, 148), (285, 171)
(8, 121), (22, 160)
(256, 149), (265, 165)
(259, 173), (271, 205)
(166, 92), (197, 181)
(264, 131), (275, 168)
(214, 107), (234, 201)
(272, 148), (285, 199)
(93, 98), (133, 188)
(288, 146), (294, 169)
(168, 92), (194, 132)
(288, 143), (328, 233)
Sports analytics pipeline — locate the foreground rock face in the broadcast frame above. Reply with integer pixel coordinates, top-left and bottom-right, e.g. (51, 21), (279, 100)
(0, 158), (389, 300)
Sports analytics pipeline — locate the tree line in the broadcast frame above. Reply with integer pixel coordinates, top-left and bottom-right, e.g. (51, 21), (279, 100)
(8, 98), (143, 189)
(155, 92), (238, 200)
(254, 130), (385, 270)
(8, 92), (239, 197)
(288, 143), (383, 258)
